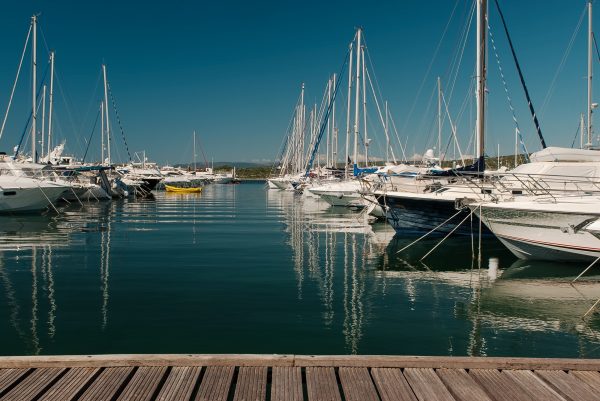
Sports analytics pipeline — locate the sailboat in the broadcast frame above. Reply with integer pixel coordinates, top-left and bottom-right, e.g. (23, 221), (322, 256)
(0, 16), (70, 212)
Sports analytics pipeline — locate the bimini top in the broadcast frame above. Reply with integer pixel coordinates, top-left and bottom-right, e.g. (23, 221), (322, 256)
(529, 146), (600, 162)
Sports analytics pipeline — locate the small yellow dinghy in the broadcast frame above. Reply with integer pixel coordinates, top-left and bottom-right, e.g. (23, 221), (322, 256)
(165, 185), (203, 193)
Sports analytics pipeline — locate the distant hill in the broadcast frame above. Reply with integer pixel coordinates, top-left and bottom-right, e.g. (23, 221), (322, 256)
(175, 161), (272, 169)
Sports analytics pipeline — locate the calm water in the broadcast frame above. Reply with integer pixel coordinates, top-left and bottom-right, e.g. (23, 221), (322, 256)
(0, 182), (599, 358)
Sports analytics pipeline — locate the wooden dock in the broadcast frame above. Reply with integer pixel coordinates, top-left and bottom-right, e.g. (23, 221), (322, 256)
(0, 354), (598, 400)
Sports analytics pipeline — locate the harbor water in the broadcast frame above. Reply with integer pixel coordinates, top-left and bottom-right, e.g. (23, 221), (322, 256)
(0, 182), (599, 358)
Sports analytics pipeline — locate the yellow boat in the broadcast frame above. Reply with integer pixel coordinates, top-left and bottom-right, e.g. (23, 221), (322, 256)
(164, 184), (203, 193)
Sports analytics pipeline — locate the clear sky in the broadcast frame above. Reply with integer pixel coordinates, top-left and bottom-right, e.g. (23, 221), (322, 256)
(0, 1), (596, 164)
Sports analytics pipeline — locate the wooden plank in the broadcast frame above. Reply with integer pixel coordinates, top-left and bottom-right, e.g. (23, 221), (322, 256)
(305, 367), (342, 401)
(233, 366), (267, 401)
(436, 368), (493, 401)
(469, 369), (534, 401)
(271, 367), (302, 401)
(38, 368), (100, 401)
(503, 370), (566, 401)
(116, 366), (168, 401)
(155, 366), (201, 401)
(0, 354), (294, 368)
(570, 370), (600, 392)
(338, 367), (379, 401)
(78, 367), (134, 401)
(371, 368), (418, 401)
(535, 370), (599, 401)
(0, 369), (30, 395)
(0, 354), (598, 371)
(294, 356), (600, 371)
(403, 368), (456, 401)
(194, 365), (234, 401)
(1, 368), (65, 401)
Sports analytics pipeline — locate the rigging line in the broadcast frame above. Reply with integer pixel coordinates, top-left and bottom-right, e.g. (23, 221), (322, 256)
(446, 0), (476, 105)
(487, 18), (529, 160)
(82, 105), (101, 163)
(571, 117), (582, 148)
(493, 0), (547, 149)
(14, 64), (51, 158)
(400, 0), (461, 136)
(54, 68), (86, 157)
(106, 82), (132, 162)
(364, 67), (397, 163)
(540, 4), (587, 118)
(593, 32), (600, 64)
(304, 48), (349, 176)
(387, 113), (408, 162)
(0, 24), (32, 141)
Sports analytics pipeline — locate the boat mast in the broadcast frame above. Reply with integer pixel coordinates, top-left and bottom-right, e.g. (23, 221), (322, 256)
(332, 73), (337, 167)
(31, 15), (37, 162)
(581, 113), (585, 149)
(361, 43), (368, 165)
(353, 28), (362, 169)
(102, 64), (111, 165)
(437, 77), (442, 161)
(385, 100), (389, 163)
(345, 42), (354, 179)
(475, 0), (487, 166)
(41, 85), (46, 159)
(101, 101), (105, 163)
(326, 78), (331, 168)
(300, 83), (305, 173)
(588, 0), (594, 149)
(47, 51), (55, 158)
(193, 131), (196, 171)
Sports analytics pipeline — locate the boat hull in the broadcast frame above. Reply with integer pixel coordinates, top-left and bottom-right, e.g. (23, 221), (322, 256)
(0, 183), (66, 213)
(376, 193), (489, 236)
(475, 206), (600, 262)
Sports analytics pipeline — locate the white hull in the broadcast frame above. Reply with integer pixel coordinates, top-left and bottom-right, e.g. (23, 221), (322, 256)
(473, 199), (600, 261)
(0, 178), (67, 213)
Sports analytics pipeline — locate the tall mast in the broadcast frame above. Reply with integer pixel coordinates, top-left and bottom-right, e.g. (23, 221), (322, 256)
(581, 112), (585, 149)
(41, 85), (46, 159)
(437, 76), (442, 161)
(102, 64), (111, 165)
(193, 131), (196, 171)
(345, 42), (354, 179)
(101, 101), (105, 163)
(361, 44), (368, 165)
(31, 15), (37, 162)
(326, 78), (331, 168)
(331, 73), (337, 167)
(385, 101), (389, 163)
(475, 0), (487, 165)
(299, 83), (305, 172)
(588, 0), (594, 149)
(353, 28), (362, 168)
(47, 51), (55, 158)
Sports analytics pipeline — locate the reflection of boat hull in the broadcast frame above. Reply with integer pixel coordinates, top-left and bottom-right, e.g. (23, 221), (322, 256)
(317, 192), (366, 207)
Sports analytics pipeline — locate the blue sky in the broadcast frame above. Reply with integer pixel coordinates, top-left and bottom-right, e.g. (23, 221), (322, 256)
(0, 1), (595, 164)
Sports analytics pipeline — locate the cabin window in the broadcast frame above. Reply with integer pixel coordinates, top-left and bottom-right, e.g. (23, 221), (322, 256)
(3, 191), (16, 196)
(481, 189), (492, 194)
(512, 190), (523, 195)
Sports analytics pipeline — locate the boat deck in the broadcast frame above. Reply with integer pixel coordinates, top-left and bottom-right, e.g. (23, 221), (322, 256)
(0, 354), (598, 400)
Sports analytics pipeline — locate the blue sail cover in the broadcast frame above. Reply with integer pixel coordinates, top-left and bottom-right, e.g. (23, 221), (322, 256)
(353, 164), (378, 176)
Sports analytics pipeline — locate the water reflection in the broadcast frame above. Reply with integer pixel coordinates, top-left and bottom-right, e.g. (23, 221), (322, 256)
(271, 188), (600, 357)
(0, 185), (598, 357)
(271, 190), (395, 353)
